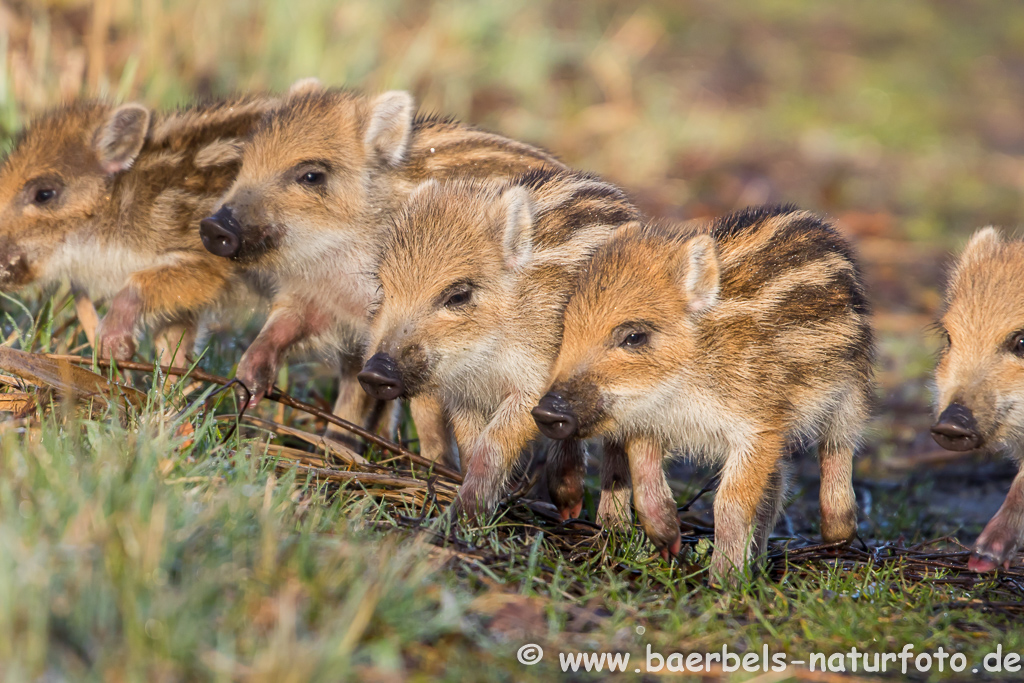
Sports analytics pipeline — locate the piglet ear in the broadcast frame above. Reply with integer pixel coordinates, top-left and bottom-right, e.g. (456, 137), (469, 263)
(365, 90), (415, 167)
(286, 77), (323, 99)
(678, 234), (720, 314)
(94, 103), (150, 175)
(500, 185), (535, 271)
(960, 226), (1002, 264)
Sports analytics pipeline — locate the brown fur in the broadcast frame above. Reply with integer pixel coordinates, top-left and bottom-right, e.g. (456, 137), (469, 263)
(209, 85), (567, 458)
(543, 206), (874, 578)
(0, 95), (275, 365)
(365, 171), (638, 513)
(933, 227), (1024, 571)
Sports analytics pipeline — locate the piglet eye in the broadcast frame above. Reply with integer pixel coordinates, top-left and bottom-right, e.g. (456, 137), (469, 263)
(620, 331), (649, 349)
(297, 171), (325, 186)
(1011, 333), (1024, 357)
(445, 290), (470, 308)
(443, 284), (472, 309)
(32, 187), (59, 205)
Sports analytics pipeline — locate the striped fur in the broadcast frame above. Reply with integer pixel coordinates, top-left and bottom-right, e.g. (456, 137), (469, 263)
(366, 170), (639, 514)
(0, 95), (276, 364)
(212, 86), (568, 457)
(544, 206), (875, 578)
(933, 228), (1024, 571)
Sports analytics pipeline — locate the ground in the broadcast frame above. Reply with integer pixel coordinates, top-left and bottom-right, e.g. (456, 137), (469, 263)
(2, 1), (1024, 681)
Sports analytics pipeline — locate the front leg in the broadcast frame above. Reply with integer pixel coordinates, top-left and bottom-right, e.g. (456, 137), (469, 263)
(624, 435), (679, 560)
(96, 258), (230, 362)
(970, 467), (1024, 572)
(237, 302), (327, 408)
(545, 437), (588, 521)
(96, 287), (143, 361)
(452, 392), (541, 521)
(710, 432), (784, 580)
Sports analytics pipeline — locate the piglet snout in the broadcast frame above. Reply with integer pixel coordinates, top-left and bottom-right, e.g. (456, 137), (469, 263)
(931, 402), (983, 451)
(200, 206), (242, 258)
(532, 392), (579, 440)
(359, 353), (405, 401)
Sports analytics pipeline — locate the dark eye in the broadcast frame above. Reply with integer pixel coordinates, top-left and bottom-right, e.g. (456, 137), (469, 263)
(620, 331), (649, 349)
(443, 285), (472, 309)
(32, 187), (58, 205)
(1011, 333), (1024, 357)
(297, 171), (326, 186)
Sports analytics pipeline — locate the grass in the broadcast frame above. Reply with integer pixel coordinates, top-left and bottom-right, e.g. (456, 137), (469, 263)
(4, 1), (1024, 680)
(1, 292), (1022, 682)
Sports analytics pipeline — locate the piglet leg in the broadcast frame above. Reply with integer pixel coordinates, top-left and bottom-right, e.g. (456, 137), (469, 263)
(452, 392), (540, 522)
(72, 287), (99, 347)
(710, 433), (783, 580)
(237, 305), (320, 408)
(969, 467), (1024, 572)
(411, 394), (458, 470)
(625, 436), (680, 561)
(97, 259), (229, 363)
(545, 437), (588, 521)
(597, 440), (632, 529)
(96, 287), (142, 361)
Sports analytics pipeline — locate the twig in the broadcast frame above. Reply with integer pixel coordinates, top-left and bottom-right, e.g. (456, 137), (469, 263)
(46, 354), (463, 482)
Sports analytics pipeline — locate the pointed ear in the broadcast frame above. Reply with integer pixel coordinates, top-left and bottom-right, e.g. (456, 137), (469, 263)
(961, 226), (1002, 263)
(94, 103), (150, 175)
(287, 77), (323, 99)
(679, 234), (720, 313)
(365, 90), (414, 167)
(499, 185), (535, 271)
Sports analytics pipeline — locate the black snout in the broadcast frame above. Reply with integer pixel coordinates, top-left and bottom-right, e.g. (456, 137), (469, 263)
(931, 402), (983, 451)
(200, 206), (242, 258)
(358, 353), (405, 401)
(532, 392), (579, 440)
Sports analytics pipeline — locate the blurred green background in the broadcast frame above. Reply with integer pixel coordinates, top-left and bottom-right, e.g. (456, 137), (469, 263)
(5, 0), (1024, 240)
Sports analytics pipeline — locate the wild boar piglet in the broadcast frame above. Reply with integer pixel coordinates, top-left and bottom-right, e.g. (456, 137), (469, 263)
(0, 96), (274, 365)
(533, 207), (874, 577)
(359, 170), (637, 516)
(931, 227), (1024, 572)
(201, 82), (566, 458)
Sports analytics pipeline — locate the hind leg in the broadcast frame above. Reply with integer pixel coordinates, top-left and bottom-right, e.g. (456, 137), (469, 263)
(818, 393), (864, 543)
(597, 440), (632, 529)
(545, 438), (588, 520)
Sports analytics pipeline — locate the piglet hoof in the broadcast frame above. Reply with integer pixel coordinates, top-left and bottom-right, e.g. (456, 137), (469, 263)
(449, 486), (493, 527)
(820, 511), (857, 544)
(968, 515), (1022, 573)
(558, 499), (584, 522)
(659, 534), (682, 562)
(549, 478), (585, 521)
(97, 328), (136, 363)
(968, 553), (999, 573)
(236, 356), (275, 409)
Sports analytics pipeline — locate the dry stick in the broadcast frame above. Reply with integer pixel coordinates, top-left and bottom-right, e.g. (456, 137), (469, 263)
(46, 354), (463, 483)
